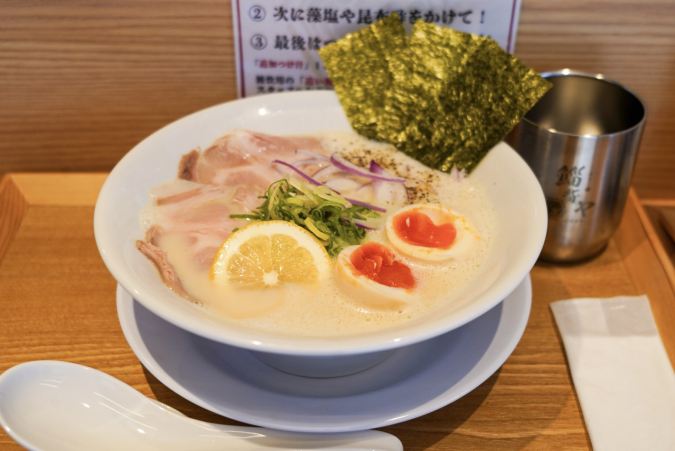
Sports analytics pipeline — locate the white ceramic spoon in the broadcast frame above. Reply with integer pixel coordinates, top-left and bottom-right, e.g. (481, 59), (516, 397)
(0, 361), (403, 451)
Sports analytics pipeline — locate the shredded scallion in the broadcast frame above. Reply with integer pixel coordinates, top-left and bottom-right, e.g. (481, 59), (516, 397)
(230, 179), (380, 257)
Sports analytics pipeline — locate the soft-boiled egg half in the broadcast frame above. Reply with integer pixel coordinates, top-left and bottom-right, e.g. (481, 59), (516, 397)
(385, 203), (480, 262)
(335, 242), (418, 310)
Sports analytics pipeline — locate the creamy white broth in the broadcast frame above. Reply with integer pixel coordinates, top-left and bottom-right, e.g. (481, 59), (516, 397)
(145, 131), (498, 337)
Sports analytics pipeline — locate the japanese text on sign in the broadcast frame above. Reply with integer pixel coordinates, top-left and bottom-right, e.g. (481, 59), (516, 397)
(233, 0), (522, 98)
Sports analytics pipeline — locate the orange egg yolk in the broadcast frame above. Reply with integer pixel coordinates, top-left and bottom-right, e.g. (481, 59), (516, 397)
(349, 242), (415, 290)
(392, 210), (457, 248)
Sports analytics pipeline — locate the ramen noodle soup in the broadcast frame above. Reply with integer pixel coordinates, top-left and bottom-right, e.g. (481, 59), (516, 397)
(137, 129), (498, 337)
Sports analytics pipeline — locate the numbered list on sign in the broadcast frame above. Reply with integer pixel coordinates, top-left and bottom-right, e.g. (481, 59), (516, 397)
(232, 0), (522, 98)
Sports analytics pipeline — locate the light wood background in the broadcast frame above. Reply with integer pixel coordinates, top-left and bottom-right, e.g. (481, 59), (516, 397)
(2, 0), (675, 198)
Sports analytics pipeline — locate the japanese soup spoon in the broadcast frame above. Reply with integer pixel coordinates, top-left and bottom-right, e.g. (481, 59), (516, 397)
(0, 361), (403, 451)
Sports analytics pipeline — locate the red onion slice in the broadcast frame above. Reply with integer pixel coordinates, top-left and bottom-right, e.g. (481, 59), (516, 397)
(273, 159), (387, 213)
(292, 158), (331, 168)
(450, 166), (465, 182)
(342, 217), (377, 231)
(296, 149), (329, 160)
(272, 160), (321, 186)
(369, 160), (409, 207)
(353, 183), (375, 199)
(330, 153), (406, 183)
(370, 160), (385, 174)
(323, 177), (364, 193)
(344, 197), (387, 213)
(311, 165), (343, 183)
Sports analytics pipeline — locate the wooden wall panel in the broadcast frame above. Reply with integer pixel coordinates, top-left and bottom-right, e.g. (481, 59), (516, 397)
(1, 0), (675, 198)
(0, 0), (236, 172)
(514, 0), (675, 198)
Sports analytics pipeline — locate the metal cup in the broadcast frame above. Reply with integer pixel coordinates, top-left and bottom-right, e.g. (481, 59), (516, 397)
(506, 70), (646, 262)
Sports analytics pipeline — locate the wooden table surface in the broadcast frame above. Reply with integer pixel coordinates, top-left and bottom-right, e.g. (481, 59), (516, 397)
(2, 173), (675, 451)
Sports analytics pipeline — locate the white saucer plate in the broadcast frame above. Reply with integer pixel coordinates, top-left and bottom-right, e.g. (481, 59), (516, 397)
(117, 275), (532, 433)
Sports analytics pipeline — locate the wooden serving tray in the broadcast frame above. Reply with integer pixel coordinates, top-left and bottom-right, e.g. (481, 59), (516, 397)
(1, 173), (674, 451)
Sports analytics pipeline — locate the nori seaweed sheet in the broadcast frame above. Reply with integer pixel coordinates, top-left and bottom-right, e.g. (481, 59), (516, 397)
(320, 16), (551, 173)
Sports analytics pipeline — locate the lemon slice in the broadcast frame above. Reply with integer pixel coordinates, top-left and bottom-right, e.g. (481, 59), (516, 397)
(210, 221), (332, 289)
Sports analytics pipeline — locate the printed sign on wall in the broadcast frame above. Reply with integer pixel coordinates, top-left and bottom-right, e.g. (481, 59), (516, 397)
(232, 0), (522, 98)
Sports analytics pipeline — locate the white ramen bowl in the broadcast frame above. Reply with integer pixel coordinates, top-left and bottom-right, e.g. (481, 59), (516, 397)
(94, 91), (547, 377)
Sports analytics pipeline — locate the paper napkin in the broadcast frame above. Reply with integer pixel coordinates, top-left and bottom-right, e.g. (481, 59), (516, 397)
(550, 295), (675, 451)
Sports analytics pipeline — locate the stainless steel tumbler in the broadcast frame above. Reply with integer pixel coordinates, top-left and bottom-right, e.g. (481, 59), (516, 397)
(506, 70), (646, 262)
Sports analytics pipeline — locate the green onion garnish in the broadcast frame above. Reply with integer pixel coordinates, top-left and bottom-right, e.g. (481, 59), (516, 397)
(230, 178), (380, 257)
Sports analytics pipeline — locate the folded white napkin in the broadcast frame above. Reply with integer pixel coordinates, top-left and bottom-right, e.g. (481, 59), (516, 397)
(550, 295), (675, 451)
